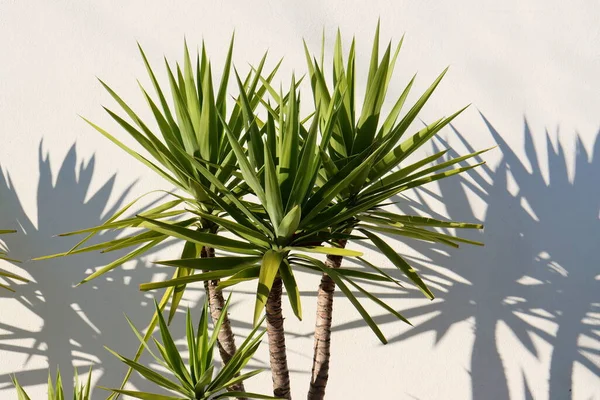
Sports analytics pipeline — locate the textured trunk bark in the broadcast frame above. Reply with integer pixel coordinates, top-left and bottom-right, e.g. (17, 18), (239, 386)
(202, 246), (246, 398)
(266, 276), (292, 399)
(307, 240), (347, 400)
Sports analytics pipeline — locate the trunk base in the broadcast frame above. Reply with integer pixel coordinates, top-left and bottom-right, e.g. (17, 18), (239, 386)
(308, 242), (346, 400)
(266, 277), (292, 399)
(202, 246), (246, 398)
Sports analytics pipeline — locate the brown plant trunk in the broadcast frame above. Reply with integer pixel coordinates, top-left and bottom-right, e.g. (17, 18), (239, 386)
(307, 240), (347, 400)
(202, 246), (246, 398)
(266, 276), (292, 399)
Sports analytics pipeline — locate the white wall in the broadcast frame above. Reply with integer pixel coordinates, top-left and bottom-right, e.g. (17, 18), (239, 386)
(0, 1), (598, 399)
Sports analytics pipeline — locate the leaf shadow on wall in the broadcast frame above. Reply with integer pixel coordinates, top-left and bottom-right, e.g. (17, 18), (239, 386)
(333, 115), (599, 399)
(0, 142), (193, 396)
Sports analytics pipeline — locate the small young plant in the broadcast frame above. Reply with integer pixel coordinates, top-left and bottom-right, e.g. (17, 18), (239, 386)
(105, 297), (278, 400)
(12, 368), (93, 400)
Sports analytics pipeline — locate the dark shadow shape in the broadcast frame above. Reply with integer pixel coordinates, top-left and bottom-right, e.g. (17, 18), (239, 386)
(0, 142), (190, 396)
(329, 115), (599, 399)
(0, 142), (300, 397)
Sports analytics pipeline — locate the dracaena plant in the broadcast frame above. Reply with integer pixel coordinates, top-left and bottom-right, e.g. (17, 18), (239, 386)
(134, 74), (416, 399)
(301, 24), (491, 399)
(35, 37), (282, 397)
(0, 229), (28, 291)
(13, 368), (93, 400)
(105, 297), (277, 400)
(29, 25), (490, 400)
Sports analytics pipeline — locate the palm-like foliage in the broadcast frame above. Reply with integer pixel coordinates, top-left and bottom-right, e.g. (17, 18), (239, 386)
(135, 74), (392, 398)
(35, 38), (282, 396)
(31, 26), (491, 400)
(300, 24), (491, 398)
(136, 26), (491, 398)
(303, 23), (490, 289)
(13, 369), (93, 400)
(137, 74), (403, 334)
(105, 298), (277, 400)
(43, 36), (279, 316)
(0, 229), (27, 291)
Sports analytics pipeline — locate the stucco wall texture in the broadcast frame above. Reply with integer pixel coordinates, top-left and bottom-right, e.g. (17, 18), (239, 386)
(0, 1), (598, 399)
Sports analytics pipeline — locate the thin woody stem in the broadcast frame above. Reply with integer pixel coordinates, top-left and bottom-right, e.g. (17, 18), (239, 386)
(266, 276), (292, 399)
(307, 239), (347, 400)
(202, 246), (246, 398)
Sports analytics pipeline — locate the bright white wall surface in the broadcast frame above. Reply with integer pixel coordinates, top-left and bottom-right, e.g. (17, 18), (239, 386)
(1, 1), (598, 399)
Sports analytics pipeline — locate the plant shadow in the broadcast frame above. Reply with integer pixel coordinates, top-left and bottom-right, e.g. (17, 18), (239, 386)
(0, 142), (195, 396)
(1, 116), (597, 399)
(331, 114), (599, 399)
